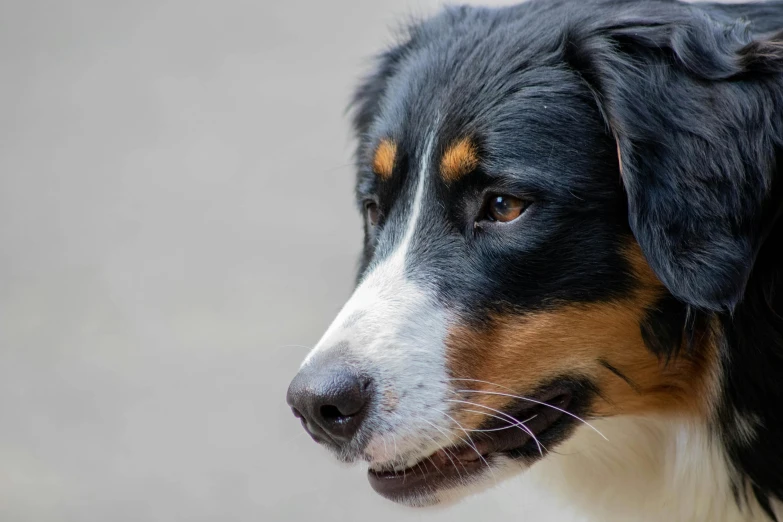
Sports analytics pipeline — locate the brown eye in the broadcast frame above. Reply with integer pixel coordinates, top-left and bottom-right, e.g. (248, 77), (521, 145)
(365, 201), (380, 227)
(485, 195), (527, 223)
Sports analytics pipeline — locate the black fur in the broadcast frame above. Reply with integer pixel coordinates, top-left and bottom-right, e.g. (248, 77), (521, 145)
(640, 295), (688, 359)
(349, 0), (783, 516)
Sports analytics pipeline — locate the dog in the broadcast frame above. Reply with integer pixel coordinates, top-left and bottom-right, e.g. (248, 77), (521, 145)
(286, 0), (783, 520)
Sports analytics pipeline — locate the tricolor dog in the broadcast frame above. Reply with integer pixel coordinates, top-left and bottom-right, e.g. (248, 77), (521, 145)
(286, 0), (783, 520)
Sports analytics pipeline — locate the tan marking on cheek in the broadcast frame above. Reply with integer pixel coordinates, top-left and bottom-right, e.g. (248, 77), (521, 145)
(592, 319), (721, 418)
(440, 138), (478, 183)
(372, 139), (397, 180)
(445, 241), (720, 429)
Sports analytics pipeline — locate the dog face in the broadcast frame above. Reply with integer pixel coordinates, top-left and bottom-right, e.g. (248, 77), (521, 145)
(287, 0), (781, 507)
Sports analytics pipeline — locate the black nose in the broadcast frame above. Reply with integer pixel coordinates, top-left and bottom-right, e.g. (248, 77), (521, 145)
(286, 358), (371, 445)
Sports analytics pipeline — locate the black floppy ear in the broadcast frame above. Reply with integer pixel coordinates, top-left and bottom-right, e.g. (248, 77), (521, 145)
(566, 9), (783, 312)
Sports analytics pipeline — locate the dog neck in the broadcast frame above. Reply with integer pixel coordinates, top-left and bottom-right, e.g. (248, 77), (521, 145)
(527, 415), (775, 522)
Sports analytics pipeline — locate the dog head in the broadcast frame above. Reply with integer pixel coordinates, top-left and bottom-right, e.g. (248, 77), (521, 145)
(287, 0), (782, 507)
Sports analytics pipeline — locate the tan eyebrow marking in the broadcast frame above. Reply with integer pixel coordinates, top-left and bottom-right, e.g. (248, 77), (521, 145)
(372, 139), (397, 180)
(440, 137), (479, 183)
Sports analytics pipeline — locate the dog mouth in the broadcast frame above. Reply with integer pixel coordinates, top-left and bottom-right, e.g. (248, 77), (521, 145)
(367, 386), (576, 504)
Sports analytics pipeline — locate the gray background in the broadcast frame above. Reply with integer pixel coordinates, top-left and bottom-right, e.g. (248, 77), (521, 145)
(0, 0), (724, 520)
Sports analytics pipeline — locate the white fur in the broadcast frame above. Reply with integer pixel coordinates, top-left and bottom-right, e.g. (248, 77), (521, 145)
(518, 415), (767, 522)
(302, 132), (461, 467)
(424, 415), (765, 521)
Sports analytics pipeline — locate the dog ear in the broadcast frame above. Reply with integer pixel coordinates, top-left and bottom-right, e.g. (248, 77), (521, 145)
(565, 10), (783, 312)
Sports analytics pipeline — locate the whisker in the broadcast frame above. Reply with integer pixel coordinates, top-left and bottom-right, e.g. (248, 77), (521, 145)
(381, 434), (390, 462)
(448, 378), (608, 441)
(460, 408), (561, 455)
(461, 403), (546, 457)
(431, 412), (534, 433)
(432, 409), (496, 484)
(418, 417), (468, 480)
(390, 433), (406, 483)
(462, 408), (539, 432)
(416, 431), (450, 481)
(447, 399), (546, 457)
(415, 460), (427, 479)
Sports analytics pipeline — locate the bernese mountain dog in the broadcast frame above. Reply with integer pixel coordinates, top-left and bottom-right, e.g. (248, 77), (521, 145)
(286, 1), (783, 520)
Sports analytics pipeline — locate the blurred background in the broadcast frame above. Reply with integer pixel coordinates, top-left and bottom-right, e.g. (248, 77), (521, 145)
(0, 0), (705, 520)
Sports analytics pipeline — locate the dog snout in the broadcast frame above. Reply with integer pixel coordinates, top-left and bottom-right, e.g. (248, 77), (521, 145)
(286, 354), (372, 446)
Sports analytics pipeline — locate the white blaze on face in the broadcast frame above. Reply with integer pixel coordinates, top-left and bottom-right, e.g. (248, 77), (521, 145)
(301, 132), (455, 466)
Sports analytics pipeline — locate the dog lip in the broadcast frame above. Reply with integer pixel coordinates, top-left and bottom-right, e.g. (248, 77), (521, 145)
(367, 387), (574, 503)
(367, 447), (487, 503)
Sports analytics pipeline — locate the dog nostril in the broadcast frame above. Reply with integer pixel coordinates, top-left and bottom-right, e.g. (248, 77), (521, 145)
(320, 404), (348, 422)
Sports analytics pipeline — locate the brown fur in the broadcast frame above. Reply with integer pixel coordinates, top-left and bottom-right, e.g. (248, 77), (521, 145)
(372, 139), (397, 180)
(445, 242), (720, 429)
(440, 138), (479, 183)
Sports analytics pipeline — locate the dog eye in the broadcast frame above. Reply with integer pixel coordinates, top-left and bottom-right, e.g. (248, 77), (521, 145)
(483, 195), (528, 223)
(365, 201), (380, 227)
